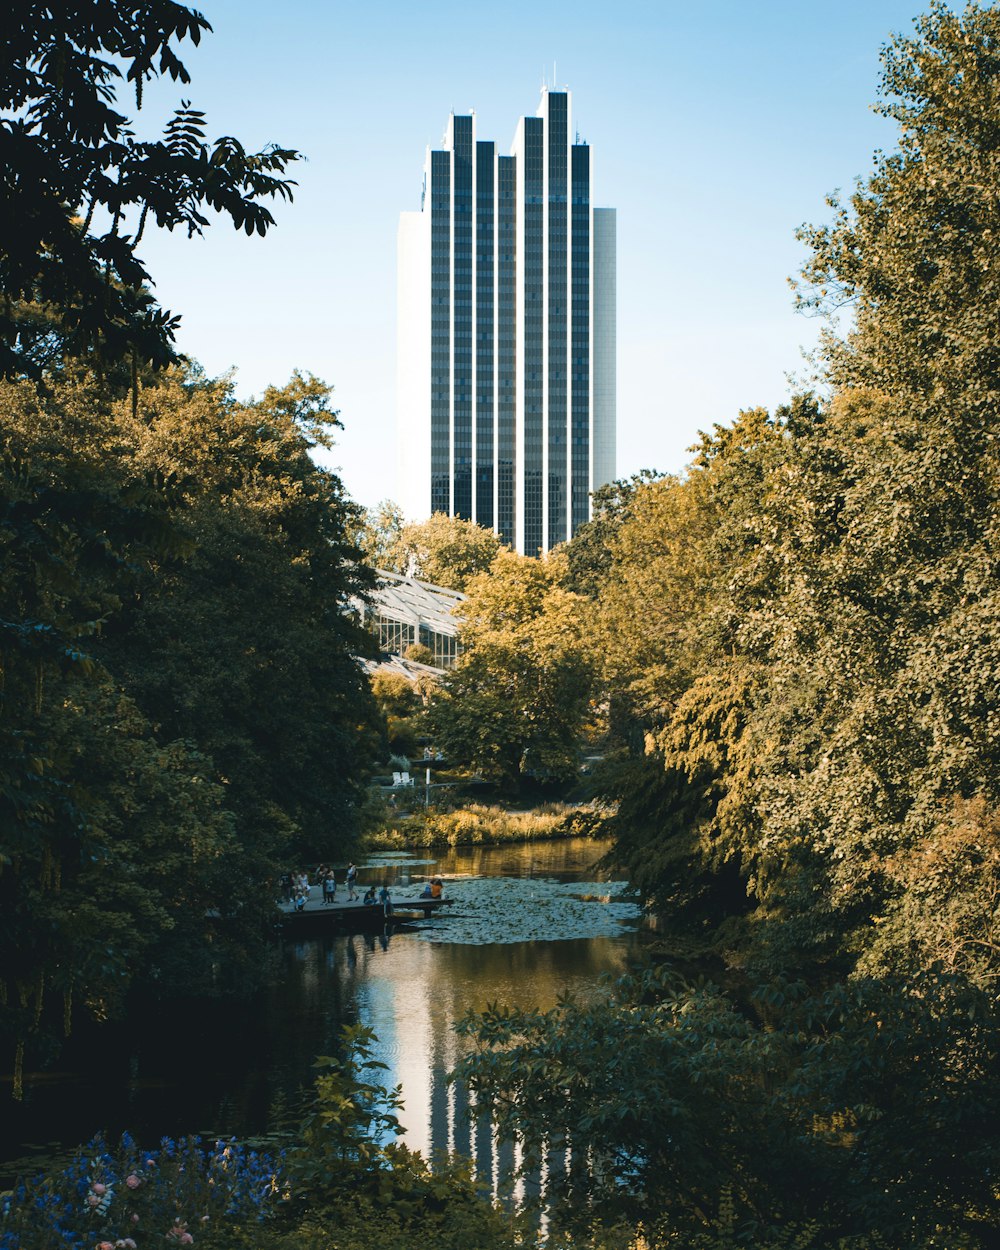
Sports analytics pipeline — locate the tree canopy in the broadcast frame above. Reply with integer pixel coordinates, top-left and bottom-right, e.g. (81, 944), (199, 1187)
(427, 549), (592, 788)
(1, 1), (299, 376)
(458, 7), (1000, 1243)
(0, 366), (377, 1095)
(365, 510), (505, 591)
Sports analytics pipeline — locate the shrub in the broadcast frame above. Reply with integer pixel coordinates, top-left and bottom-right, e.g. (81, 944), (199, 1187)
(362, 802), (597, 849)
(0, 1133), (283, 1249)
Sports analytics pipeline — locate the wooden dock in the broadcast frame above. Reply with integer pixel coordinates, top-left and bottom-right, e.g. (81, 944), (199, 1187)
(279, 888), (454, 931)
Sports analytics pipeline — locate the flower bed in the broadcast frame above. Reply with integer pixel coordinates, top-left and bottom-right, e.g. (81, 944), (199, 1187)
(0, 1133), (283, 1250)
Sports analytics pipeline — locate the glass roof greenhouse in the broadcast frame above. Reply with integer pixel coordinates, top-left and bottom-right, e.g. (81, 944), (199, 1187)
(355, 570), (465, 671)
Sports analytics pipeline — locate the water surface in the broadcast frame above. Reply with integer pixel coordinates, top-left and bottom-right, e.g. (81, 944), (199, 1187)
(1, 838), (642, 1177)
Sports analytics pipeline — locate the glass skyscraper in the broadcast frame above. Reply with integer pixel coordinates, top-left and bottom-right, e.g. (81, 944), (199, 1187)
(398, 88), (616, 556)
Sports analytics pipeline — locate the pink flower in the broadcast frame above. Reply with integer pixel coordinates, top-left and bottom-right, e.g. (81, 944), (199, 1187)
(180, 1237), (194, 1246)
(97, 1242), (115, 1250)
(125, 1174), (141, 1190)
(131, 1214), (140, 1224)
(86, 1194), (101, 1207)
(92, 1183), (107, 1196)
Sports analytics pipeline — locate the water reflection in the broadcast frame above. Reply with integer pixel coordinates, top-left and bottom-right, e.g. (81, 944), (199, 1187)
(278, 927), (636, 1162)
(275, 838), (641, 1168)
(1, 839), (641, 1182)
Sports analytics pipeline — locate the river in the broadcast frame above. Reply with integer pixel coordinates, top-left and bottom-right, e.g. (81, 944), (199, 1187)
(1, 837), (644, 1182)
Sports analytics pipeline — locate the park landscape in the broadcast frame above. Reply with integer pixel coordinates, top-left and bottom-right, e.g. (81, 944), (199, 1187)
(3, 2), (1000, 1247)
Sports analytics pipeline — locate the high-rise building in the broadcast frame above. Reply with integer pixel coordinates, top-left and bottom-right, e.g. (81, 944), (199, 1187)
(397, 88), (616, 556)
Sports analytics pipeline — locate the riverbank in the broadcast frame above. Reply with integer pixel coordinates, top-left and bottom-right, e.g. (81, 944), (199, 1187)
(360, 800), (606, 850)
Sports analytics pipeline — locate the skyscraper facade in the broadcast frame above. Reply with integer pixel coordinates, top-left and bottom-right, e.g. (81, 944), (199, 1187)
(397, 88), (616, 556)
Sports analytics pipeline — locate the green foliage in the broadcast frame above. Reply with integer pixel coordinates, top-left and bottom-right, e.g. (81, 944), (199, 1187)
(96, 369), (379, 867)
(260, 1024), (522, 1250)
(0, 366), (378, 1090)
(1, 2), (300, 377)
(363, 801), (583, 849)
(563, 469), (668, 599)
(456, 9), (1000, 1245)
(371, 670), (420, 718)
(428, 549), (594, 789)
(381, 511), (506, 590)
(355, 498), (405, 570)
(457, 965), (1000, 1246)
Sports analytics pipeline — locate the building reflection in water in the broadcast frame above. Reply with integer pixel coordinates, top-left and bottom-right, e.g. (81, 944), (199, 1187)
(277, 923), (636, 1192)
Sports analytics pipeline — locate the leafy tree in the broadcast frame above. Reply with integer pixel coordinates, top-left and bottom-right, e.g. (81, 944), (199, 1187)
(428, 550), (592, 788)
(0, 366), (378, 1092)
(357, 499), (405, 570)
(371, 671), (420, 720)
(1, 1), (300, 377)
(404, 641), (435, 666)
(563, 469), (667, 598)
(99, 368), (379, 867)
(457, 965), (1000, 1246)
(383, 512), (505, 590)
(458, 9), (1000, 1243)
(0, 372), (238, 1093)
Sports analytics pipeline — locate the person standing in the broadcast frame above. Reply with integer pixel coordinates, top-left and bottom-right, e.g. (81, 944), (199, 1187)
(346, 862), (358, 901)
(322, 871), (336, 905)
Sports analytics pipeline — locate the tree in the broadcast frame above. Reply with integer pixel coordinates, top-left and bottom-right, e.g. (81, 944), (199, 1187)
(428, 550), (592, 788)
(1, 2), (300, 377)
(383, 512), (505, 591)
(0, 365), (379, 1093)
(0, 371), (237, 1094)
(458, 10), (1000, 1241)
(356, 499), (405, 570)
(456, 964), (1000, 1245)
(563, 469), (667, 598)
(99, 368), (379, 866)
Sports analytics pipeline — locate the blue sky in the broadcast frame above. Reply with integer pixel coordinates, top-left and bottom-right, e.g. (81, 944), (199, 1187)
(136, 0), (932, 511)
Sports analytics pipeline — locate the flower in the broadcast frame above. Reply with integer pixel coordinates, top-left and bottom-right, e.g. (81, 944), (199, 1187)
(86, 1194), (101, 1208)
(124, 1174), (141, 1190)
(92, 1183), (107, 1196)
(97, 1241), (115, 1250)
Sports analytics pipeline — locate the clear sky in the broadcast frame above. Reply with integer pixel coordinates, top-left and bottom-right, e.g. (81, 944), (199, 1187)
(135, 0), (933, 512)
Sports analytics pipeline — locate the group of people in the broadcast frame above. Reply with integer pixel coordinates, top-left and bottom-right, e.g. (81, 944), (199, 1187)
(281, 866), (445, 912)
(320, 862), (359, 905)
(281, 870), (311, 912)
(281, 863), (359, 910)
(364, 884), (393, 911)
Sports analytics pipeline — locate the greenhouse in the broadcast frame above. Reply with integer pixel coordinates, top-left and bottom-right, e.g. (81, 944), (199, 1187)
(356, 570), (464, 670)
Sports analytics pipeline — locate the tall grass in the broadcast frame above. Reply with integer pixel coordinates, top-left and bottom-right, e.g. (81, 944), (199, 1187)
(362, 802), (600, 850)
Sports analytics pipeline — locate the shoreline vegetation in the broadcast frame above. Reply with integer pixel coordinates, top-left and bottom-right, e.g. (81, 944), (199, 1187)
(359, 801), (603, 851)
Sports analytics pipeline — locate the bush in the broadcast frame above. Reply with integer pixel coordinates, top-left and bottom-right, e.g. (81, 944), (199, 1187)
(362, 802), (595, 849)
(0, 1133), (283, 1249)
